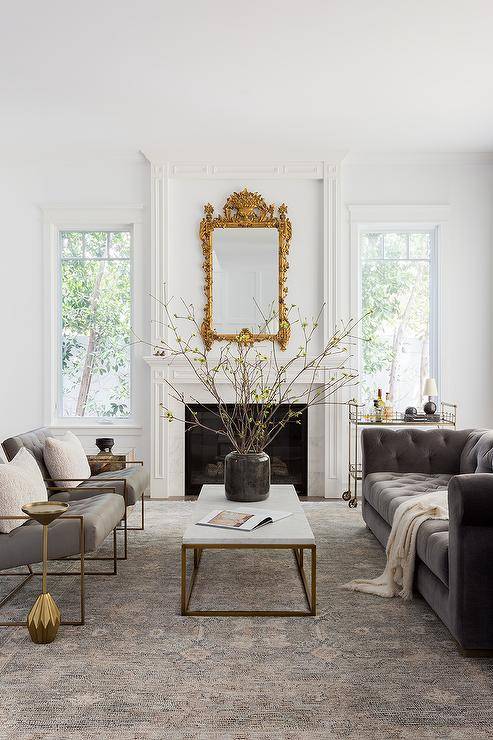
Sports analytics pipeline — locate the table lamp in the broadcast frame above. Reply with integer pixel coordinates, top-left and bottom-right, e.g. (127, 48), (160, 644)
(423, 377), (438, 415)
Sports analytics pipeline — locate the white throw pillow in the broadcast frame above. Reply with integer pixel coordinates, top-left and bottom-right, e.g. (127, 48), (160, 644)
(11, 447), (47, 495)
(43, 431), (91, 489)
(0, 449), (48, 534)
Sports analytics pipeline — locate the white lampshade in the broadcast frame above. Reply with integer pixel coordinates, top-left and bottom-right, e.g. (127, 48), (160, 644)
(423, 377), (438, 397)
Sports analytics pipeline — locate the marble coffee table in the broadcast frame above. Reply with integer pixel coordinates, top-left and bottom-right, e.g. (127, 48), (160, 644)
(181, 484), (316, 617)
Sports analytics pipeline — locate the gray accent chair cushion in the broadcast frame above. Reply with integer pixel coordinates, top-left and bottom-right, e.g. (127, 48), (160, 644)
(2, 428), (149, 506)
(87, 466), (148, 506)
(0, 493), (124, 571)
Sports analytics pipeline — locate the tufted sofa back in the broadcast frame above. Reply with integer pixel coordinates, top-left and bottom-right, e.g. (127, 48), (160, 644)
(1, 427), (55, 480)
(361, 428), (474, 478)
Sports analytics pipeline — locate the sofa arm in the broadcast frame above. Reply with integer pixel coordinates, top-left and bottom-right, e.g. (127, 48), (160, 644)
(361, 428), (467, 479)
(448, 474), (493, 651)
(448, 474), (493, 526)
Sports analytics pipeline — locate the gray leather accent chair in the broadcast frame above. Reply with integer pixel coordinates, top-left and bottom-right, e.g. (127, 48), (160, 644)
(361, 428), (493, 654)
(0, 489), (125, 627)
(2, 428), (150, 558)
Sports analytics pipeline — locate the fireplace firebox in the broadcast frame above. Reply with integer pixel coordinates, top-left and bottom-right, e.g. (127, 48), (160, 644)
(184, 404), (308, 496)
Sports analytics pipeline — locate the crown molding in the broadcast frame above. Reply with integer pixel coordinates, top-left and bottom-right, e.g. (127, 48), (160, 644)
(140, 152), (348, 179)
(347, 203), (450, 224)
(344, 151), (493, 166)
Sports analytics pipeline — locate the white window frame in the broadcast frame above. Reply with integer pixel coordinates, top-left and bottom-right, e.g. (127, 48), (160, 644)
(348, 204), (450, 405)
(42, 205), (144, 431)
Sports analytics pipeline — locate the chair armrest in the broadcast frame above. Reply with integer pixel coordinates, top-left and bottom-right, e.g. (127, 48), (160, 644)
(44, 477), (92, 484)
(47, 486), (117, 496)
(448, 474), (493, 650)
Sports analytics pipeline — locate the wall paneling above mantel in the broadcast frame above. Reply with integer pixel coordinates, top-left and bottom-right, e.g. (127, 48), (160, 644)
(143, 157), (344, 498)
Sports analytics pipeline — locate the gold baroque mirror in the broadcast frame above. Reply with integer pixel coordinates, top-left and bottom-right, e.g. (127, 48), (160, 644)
(199, 189), (291, 351)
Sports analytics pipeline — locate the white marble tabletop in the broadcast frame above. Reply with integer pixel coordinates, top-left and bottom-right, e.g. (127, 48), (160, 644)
(183, 484), (315, 546)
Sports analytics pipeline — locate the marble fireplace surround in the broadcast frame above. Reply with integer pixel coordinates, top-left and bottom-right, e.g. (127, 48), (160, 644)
(144, 356), (342, 499)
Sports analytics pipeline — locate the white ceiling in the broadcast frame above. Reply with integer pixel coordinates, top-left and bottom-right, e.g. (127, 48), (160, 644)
(1, 0), (493, 161)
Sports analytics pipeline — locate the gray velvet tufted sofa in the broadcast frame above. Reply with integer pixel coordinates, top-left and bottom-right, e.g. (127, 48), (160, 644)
(361, 427), (493, 654)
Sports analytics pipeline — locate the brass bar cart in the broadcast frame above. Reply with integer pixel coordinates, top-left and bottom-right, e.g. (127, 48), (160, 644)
(342, 400), (457, 508)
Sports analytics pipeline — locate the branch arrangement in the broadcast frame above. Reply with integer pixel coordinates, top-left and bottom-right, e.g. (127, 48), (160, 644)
(150, 292), (359, 454)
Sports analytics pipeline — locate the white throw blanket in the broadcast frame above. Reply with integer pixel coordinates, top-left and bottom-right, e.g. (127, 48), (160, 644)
(343, 490), (449, 600)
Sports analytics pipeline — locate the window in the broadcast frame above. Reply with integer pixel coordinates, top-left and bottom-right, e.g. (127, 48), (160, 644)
(59, 230), (132, 419)
(359, 229), (437, 409)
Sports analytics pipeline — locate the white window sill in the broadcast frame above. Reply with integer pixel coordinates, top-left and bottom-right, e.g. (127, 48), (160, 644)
(50, 421), (143, 434)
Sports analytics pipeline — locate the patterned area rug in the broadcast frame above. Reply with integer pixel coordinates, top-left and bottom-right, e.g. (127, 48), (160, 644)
(1, 501), (492, 740)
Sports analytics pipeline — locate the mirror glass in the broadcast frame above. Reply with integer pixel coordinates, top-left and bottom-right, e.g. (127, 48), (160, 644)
(213, 228), (278, 335)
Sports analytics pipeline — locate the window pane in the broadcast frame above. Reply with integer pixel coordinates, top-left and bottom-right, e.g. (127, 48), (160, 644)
(361, 232), (432, 410)
(109, 231), (131, 258)
(383, 233), (407, 259)
(409, 232), (430, 259)
(361, 233), (383, 259)
(60, 231), (131, 418)
(61, 231), (83, 258)
(84, 231), (108, 258)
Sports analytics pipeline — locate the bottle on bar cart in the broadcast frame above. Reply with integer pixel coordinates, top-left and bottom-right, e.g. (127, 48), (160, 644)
(374, 388), (385, 421)
(384, 392), (394, 421)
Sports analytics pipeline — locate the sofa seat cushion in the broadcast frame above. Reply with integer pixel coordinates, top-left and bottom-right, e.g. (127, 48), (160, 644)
(0, 493), (124, 571)
(364, 472), (452, 526)
(416, 519), (450, 587)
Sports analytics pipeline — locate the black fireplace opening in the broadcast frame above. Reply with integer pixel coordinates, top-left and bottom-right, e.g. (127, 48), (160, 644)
(185, 404), (308, 496)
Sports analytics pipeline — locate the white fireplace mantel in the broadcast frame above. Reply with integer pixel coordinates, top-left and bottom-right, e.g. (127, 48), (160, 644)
(144, 355), (338, 499)
(143, 157), (344, 498)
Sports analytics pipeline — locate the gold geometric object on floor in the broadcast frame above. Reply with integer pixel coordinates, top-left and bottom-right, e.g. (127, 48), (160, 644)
(27, 592), (60, 644)
(21, 500), (69, 644)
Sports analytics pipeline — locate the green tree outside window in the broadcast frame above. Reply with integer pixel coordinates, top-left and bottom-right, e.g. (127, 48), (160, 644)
(361, 231), (433, 409)
(60, 230), (131, 418)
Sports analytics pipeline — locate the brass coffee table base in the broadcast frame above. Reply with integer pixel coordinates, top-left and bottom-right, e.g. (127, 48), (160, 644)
(181, 543), (316, 617)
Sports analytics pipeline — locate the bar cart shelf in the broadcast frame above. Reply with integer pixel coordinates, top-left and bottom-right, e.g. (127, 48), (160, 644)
(342, 401), (457, 508)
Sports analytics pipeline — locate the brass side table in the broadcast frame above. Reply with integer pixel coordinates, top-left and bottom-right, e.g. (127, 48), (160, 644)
(342, 401), (457, 508)
(21, 501), (69, 644)
(87, 448), (136, 475)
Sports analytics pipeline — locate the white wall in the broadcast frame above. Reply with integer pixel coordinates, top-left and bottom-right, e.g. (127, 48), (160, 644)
(341, 159), (493, 429)
(0, 155), (150, 460)
(1, 153), (492, 484)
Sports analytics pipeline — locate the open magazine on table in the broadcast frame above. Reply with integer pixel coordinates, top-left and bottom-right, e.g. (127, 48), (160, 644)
(196, 508), (292, 531)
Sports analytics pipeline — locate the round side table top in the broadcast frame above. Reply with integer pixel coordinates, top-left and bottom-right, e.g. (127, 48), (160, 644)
(21, 501), (69, 525)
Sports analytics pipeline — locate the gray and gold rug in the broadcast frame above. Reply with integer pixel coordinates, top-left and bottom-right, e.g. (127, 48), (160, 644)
(1, 501), (492, 739)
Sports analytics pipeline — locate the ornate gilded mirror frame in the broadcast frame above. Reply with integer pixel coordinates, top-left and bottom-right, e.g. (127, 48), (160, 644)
(199, 189), (291, 351)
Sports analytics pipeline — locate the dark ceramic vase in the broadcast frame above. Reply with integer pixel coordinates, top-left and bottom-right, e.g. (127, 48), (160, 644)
(95, 437), (115, 454)
(224, 451), (270, 502)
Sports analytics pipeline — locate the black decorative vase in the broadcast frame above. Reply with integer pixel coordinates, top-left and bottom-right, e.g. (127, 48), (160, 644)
(95, 437), (115, 454)
(224, 452), (270, 502)
(423, 401), (437, 415)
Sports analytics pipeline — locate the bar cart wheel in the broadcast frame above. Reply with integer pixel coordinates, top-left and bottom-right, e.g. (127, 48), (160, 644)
(348, 498), (358, 509)
(341, 490), (352, 501)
